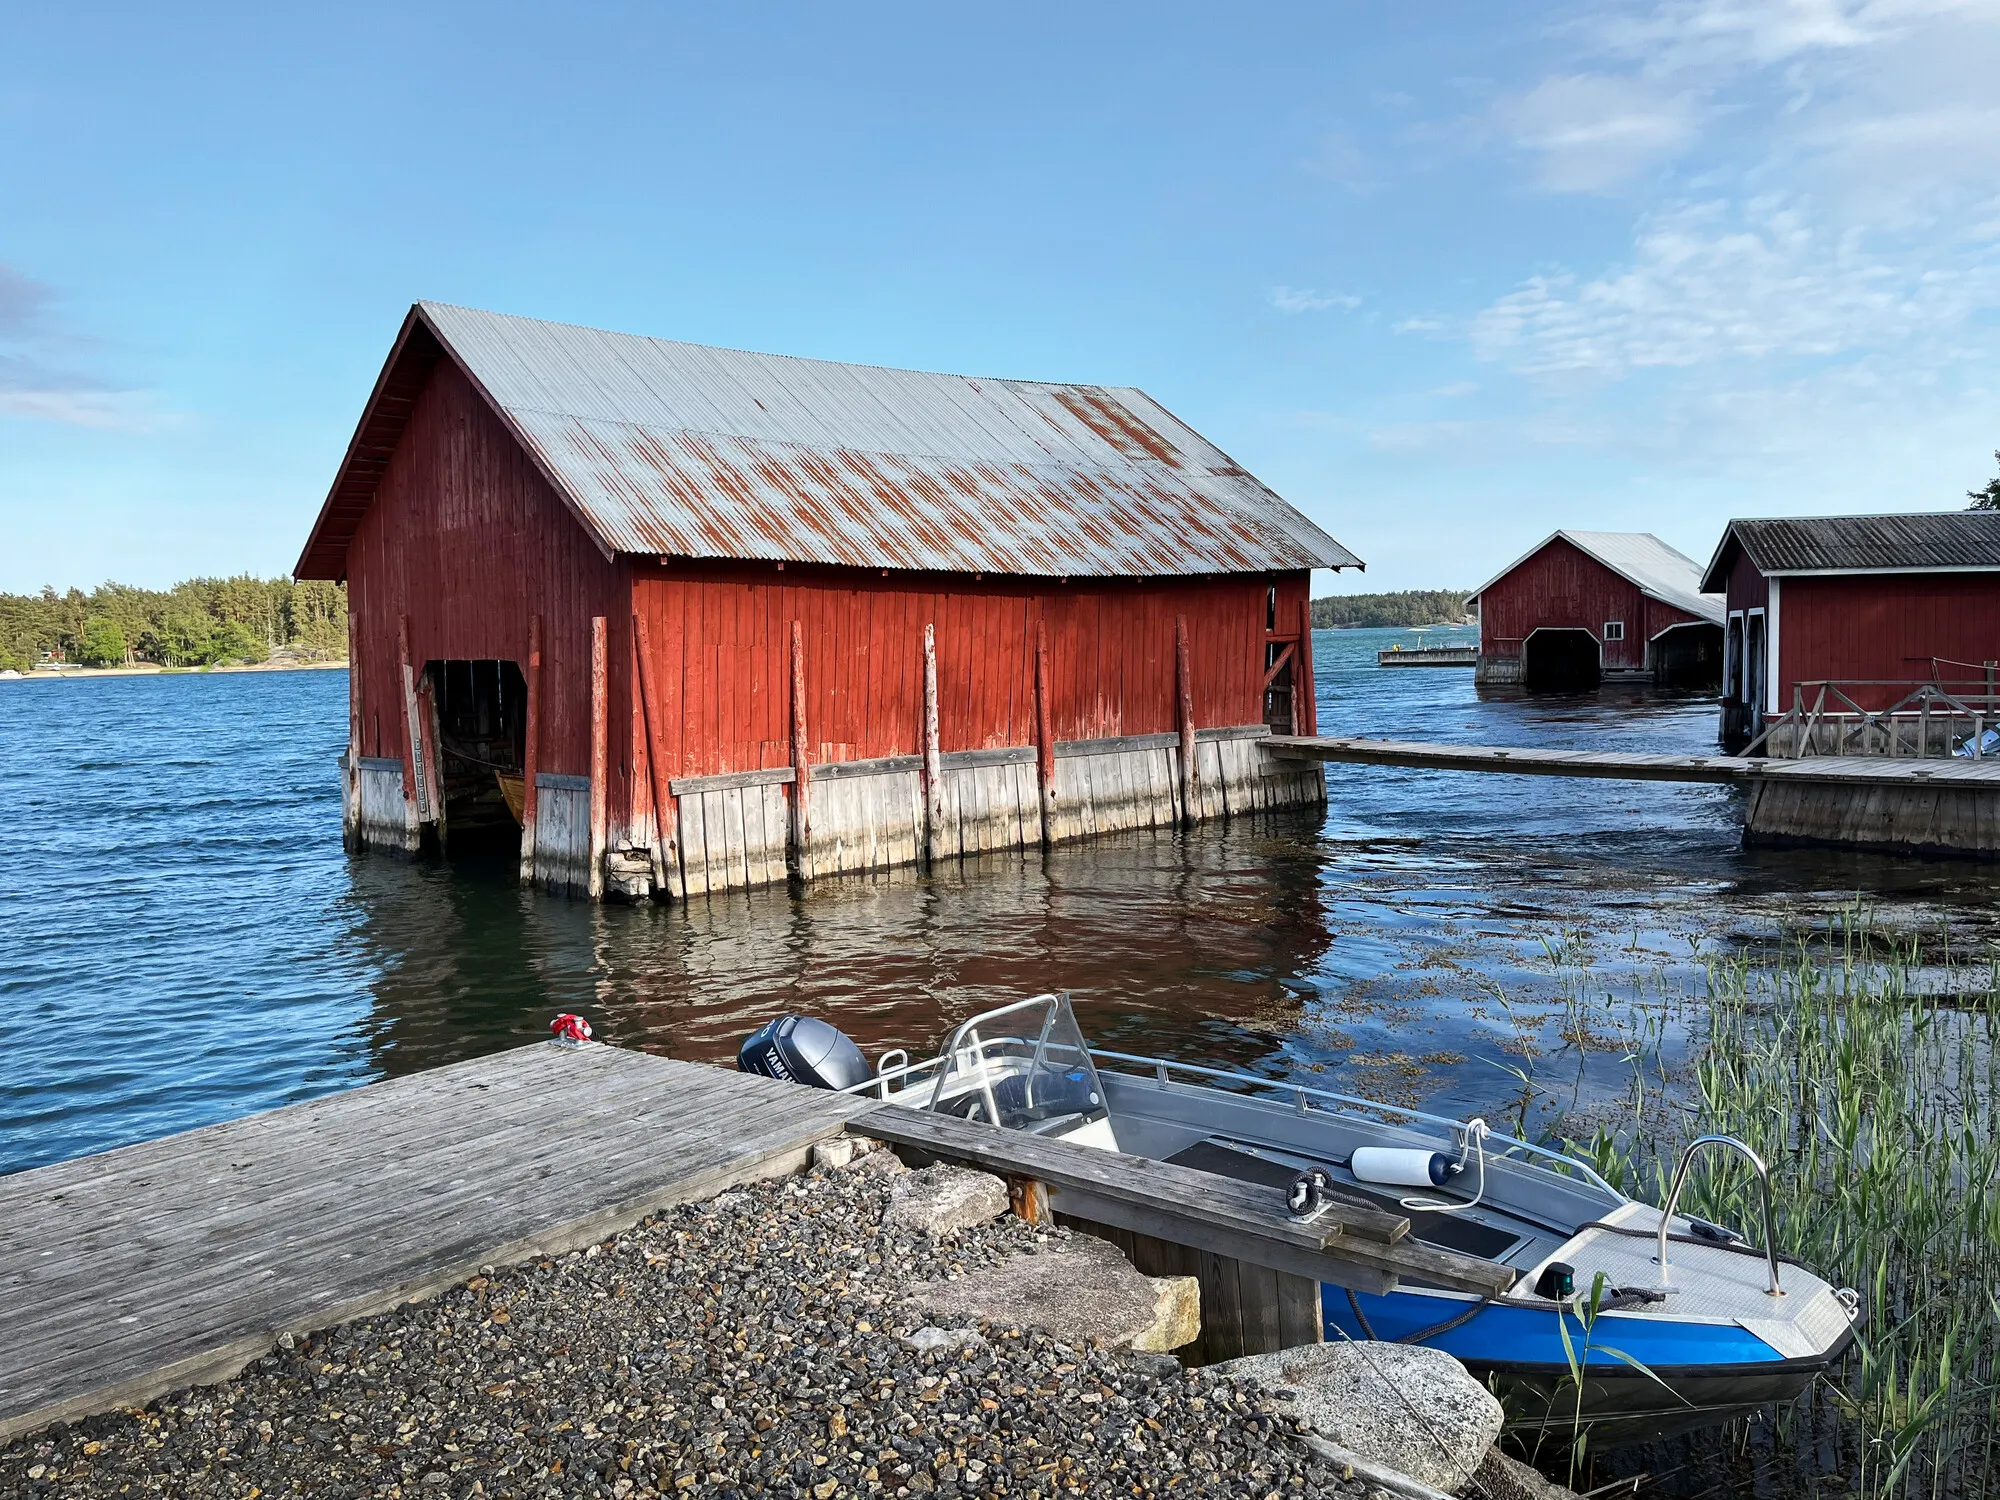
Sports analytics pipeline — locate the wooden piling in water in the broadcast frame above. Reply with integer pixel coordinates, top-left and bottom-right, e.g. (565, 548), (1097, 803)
(588, 615), (608, 902)
(789, 619), (811, 878)
(922, 623), (945, 866)
(1176, 615), (1198, 826)
(518, 614), (542, 885)
(1035, 618), (1057, 847)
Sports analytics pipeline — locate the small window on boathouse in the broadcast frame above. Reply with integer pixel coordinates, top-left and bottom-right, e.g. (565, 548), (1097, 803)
(1603, 620), (1625, 641)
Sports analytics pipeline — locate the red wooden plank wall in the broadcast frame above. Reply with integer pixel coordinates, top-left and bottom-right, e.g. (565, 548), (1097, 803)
(1477, 537), (1701, 671)
(345, 359), (618, 778)
(1779, 573), (2000, 709)
(629, 563), (1307, 782)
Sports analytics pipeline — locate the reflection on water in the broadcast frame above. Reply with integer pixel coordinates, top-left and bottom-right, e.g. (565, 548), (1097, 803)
(10, 630), (2000, 1181)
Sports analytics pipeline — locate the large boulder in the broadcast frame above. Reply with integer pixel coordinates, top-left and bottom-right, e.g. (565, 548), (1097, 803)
(1212, 1340), (1502, 1495)
(883, 1165), (1009, 1236)
(903, 1235), (1199, 1352)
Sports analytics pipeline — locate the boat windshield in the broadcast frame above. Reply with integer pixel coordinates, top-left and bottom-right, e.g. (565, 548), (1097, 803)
(928, 992), (1109, 1132)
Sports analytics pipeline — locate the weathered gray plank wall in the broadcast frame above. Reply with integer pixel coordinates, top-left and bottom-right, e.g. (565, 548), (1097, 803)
(532, 774), (593, 896)
(346, 756), (416, 856)
(670, 724), (1322, 898)
(1745, 778), (2000, 858)
(343, 726), (1324, 898)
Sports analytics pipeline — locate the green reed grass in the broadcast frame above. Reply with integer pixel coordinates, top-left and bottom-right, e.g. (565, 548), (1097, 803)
(1557, 915), (2000, 1498)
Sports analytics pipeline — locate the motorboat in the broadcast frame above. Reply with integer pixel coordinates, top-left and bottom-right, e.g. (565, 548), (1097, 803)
(739, 993), (1860, 1439)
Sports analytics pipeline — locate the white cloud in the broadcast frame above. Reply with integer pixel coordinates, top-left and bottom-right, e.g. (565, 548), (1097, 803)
(1271, 286), (1361, 314)
(0, 263), (153, 430)
(1595, 0), (1978, 73)
(1471, 197), (1999, 375)
(1498, 73), (1703, 190)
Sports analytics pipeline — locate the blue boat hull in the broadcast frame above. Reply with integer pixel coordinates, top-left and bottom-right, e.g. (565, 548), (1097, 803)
(1324, 1286), (1853, 1442)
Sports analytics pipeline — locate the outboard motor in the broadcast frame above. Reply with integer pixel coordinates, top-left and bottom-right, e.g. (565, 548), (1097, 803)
(737, 1015), (873, 1091)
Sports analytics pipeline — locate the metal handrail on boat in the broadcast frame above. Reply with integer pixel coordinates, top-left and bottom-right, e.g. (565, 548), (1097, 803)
(846, 1007), (1623, 1202)
(1657, 1134), (1784, 1297)
(1085, 1047), (1623, 1198)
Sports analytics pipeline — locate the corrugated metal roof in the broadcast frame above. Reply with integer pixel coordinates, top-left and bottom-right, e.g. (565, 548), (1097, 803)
(402, 302), (1360, 577)
(1701, 513), (2000, 589)
(1468, 530), (1723, 624)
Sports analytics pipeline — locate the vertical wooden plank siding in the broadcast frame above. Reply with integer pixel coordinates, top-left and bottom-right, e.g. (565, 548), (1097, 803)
(588, 615), (608, 903)
(789, 619), (810, 877)
(518, 614), (543, 883)
(922, 623), (944, 866)
(344, 359), (618, 796)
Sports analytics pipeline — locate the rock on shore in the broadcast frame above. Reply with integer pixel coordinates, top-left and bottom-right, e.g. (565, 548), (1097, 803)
(1, 1148), (1368, 1499)
(1212, 1342), (1504, 1495)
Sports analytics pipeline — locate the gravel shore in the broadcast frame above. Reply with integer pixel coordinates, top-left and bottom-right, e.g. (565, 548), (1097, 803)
(2, 1149), (1369, 1499)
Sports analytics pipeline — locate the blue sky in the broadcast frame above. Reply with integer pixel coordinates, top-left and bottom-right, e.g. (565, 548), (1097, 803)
(4, 1), (1998, 594)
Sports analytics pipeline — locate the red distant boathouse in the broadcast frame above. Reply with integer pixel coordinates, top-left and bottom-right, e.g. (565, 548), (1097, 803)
(1701, 512), (2000, 752)
(294, 303), (1360, 900)
(1466, 531), (1724, 690)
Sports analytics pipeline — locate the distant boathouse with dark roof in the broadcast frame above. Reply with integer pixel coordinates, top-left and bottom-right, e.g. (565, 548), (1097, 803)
(294, 302), (1361, 899)
(1702, 511), (2000, 752)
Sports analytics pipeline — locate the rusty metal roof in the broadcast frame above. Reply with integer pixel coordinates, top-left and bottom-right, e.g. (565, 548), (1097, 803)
(1700, 512), (2000, 590)
(296, 302), (1361, 580)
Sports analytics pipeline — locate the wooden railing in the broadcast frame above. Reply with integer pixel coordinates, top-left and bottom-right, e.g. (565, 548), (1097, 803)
(1746, 679), (2000, 759)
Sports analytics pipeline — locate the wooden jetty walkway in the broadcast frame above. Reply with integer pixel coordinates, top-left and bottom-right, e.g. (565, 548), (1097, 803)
(1265, 734), (2000, 857)
(1266, 734), (2000, 788)
(0, 1041), (1507, 1444)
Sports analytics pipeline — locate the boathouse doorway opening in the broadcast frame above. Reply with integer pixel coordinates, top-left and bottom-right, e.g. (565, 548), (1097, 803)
(1263, 639), (1296, 733)
(1521, 628), (1601, 691)
(1650, 621), (1725, 691)
(425, 659), (529, 860)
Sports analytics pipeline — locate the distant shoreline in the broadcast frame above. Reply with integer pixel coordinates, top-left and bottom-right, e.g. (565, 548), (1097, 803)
(0, 660), (347, 682)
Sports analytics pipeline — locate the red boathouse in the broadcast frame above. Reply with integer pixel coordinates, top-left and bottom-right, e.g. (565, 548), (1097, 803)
(294, 303), (1361, 899)
(1701, 512), (2000, 752)
(1467, 531), (1724, 690)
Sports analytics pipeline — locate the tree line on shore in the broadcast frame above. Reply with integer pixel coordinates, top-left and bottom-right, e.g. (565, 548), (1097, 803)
(1310, 589), (1471, 629)
(0, 577), (348, 672)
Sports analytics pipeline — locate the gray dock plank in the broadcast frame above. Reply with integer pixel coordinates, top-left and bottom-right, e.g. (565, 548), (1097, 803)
(0, 1043), (869, 1444)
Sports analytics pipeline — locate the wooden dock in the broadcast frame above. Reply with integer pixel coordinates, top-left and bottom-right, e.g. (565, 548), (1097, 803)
(0, 1041), (1514, 1443)
(1266, 734), (2000, 857)
(1266, 734), (2000, 789)
(0, 1045), (871, 1445)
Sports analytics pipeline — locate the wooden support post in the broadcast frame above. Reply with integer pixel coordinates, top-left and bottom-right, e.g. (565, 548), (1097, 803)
(633, 610), (678, 898)
(1296, 599), (1318, 737)
(396, 615), (428, 850)
(588, 615), (608, 902)
(789, 619), (811, 879)
(419, 672), (446, 851)
(343, 601), (361, 852)
(922, 623), (945, 866)
(1008, 1176), (1049, 1226)
(518, 614), (542, 886)
(1175, 614), (1197, 826)
(1034, 617), (1056, 847)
